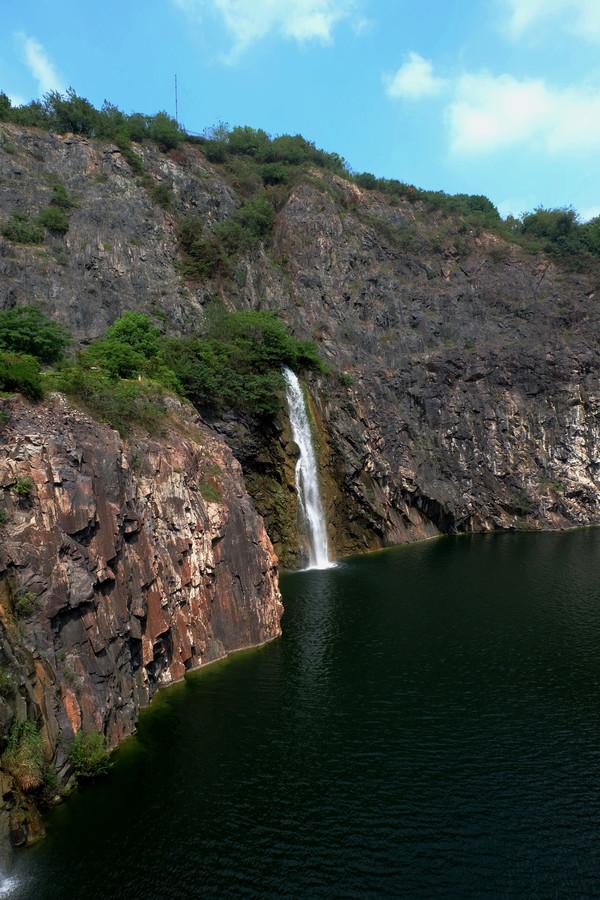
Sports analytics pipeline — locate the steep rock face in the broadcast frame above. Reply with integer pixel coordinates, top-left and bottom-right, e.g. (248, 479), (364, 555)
(0, 393), (282, 842)
(2, 124), (600, 559)
(263, 179), (600, 546)
(0, 124), (234, 339)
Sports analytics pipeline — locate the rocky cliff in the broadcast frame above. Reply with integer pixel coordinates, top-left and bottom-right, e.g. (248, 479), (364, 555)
(0, 391), (281, 845)
(3, 121), (600, 562)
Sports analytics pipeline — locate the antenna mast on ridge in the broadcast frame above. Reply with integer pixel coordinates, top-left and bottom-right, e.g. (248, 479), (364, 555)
(174, 73), (179, 125)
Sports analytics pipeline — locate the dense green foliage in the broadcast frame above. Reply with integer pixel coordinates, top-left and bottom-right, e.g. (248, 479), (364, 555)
(179, 197), (275, 278)
(53, 368), (170, 436)
(3, 88), (600, 265)
(1, 213), (44, 244)
(0, 89), (183, 150)
(69, 731), (111, 779)
(37, 205), (70, 234)
(51, 308), (324, 426)
(14, 590), (38, 617)
(199, 124), (348, 179)
(352, 172), (504, 228)
(0, 307), (68, 401)
(163, 308), (326, 417)
(0, 302), (324, 424)
(49, 181), (76, 209)
(2, 721), (46, 792)
(0, 306), (69, 362)
(501, 207), (600, 260)
(2, 196), (74, 242)
(0, 352), (43, 400)
(13, 476), (34, 497)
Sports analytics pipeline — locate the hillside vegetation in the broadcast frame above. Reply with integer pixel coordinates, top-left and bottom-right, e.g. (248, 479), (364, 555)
(2, 89), (600, 268)
(0, 305), (324, 433)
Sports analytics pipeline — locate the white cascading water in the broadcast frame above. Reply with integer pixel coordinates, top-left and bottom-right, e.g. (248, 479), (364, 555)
(282, 367), (333, 570)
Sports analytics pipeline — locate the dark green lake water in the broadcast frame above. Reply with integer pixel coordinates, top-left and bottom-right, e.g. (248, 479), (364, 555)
(7, 531), (600, 899)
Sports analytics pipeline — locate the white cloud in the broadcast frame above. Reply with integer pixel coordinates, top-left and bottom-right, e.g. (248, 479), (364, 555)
(447, 72), (600, 155)
(17, 34), (64, 94)
(504, 0), (600, 42)
(498, 197), (534, 218)
(579, 205), (600, 222)
(173, 0), (358, 57)
(384, 52), (446, 100)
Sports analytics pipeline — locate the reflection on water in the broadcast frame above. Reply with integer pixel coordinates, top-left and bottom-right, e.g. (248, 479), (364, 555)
(287, 565), (339, 681)
(12, 531), (600, 899)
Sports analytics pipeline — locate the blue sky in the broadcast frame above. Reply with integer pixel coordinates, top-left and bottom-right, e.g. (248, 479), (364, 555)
(2, 0), (600, 220)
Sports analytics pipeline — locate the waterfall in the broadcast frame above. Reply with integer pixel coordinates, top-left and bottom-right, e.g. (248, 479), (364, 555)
(282, 367), (333, 570)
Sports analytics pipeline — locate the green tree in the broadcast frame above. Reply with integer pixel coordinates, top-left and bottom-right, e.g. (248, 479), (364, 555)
(79, 339), (147, 379)
(38, 206), (69, 234)
(2, 214), (44, 244)
(0, 353), (43, 400)
(0, 306), (69, 362)
(146, 112), (183, 150)
(105, 311), (162, 357)
(44, 88), (100, 136)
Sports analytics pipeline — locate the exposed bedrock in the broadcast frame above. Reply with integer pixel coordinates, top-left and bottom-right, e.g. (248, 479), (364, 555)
(0, 393), (281, 844)
(2, 123), (600, 556)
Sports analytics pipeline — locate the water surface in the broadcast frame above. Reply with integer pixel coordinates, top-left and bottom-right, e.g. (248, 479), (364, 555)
(11, 531), (600, 898)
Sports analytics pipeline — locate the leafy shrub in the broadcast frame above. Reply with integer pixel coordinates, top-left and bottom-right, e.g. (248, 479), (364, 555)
(199, 482), (221, 502)
(44, 89), (101, 136)
(519, 207), (581, 253)
(163, 309), (325, 417)
(2, 214), (44, 244)
(1, 89), (184, 152)
(13, 476), (34, 497)
(80, 339), (148, 379)
(116, 138), (145, 175)
(69, 731), (111, 779)
(0, 668), (13, 698)
(223, 155), (263, 196)
(260, 162), (291, 185)
(146, 111), (183, 150)
(0, 352), (43, 400)
(178, 217), (227, 279)
(14, 591), (38, 618)
(204, 141), (228, 164)
(0, 93), (11, 120)
(53, 368), (168, 436)
(2, 721), (46, 791)
(0, 306), (69, 362)
(179, 196), (275, 279)
(0, 509), (7, 527)
(234, 196), (274, 237)
(106, 311), (164, 360)
(49, 181), (75, 208)
(149, 182), (175, 209)
(38, 206), (69, 234)
(227, 126), (270, 157)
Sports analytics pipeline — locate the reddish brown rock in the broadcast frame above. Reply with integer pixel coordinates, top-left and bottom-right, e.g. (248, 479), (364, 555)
(0, 393), (282, 772)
